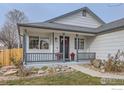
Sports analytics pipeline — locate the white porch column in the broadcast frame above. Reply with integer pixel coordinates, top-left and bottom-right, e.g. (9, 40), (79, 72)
(23, 29), (28, 65)
(76, 34), (79, 62)
(52, 32), (54, 61)
(63, 33), (65, 62)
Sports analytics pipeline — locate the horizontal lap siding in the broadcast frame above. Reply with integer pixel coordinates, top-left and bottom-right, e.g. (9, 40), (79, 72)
(54, 11), (101, 28)
(89, 30), (124, 60)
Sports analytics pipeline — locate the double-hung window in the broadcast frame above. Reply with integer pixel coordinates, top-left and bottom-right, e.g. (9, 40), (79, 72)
(29, 36), (49, 49)
(29, 36), (39, 49)
(75, 38), (84, 49)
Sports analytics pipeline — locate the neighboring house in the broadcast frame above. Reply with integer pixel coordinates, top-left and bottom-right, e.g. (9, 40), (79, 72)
(0, 42), (5, 50)
(18, 7), (124, 64)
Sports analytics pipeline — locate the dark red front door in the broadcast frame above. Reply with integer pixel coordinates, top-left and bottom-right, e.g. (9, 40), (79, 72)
(60, 36), (69, 59)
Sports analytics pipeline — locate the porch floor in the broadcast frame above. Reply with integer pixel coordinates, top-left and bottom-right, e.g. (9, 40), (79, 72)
(24, 60), (90, 68)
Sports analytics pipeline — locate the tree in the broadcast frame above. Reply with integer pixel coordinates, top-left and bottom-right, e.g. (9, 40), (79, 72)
(0, 9), (28, 49)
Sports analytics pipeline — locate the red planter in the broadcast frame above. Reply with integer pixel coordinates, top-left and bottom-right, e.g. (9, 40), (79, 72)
(70, 52), (75, 61)
(56, 53), (62, 61)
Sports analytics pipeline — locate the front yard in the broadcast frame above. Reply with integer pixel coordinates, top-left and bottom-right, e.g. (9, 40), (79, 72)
(0, 71), (101, 85)
(0, 71), (124, 85)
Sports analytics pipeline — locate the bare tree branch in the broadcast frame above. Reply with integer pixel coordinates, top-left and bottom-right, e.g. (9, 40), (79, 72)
(0, 9), (28, 49)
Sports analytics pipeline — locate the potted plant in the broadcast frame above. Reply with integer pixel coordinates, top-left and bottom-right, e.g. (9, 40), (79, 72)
(70, 52), (75, 61)
(56, 52), (62, 61)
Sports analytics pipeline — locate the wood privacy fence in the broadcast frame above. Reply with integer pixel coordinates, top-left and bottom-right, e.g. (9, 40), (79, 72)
(0, 48), (23, 66)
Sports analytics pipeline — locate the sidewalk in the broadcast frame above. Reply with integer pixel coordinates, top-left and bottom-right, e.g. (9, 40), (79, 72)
(70, 65), (124, 80)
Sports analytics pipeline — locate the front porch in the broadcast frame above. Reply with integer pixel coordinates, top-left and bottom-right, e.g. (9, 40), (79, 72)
(25, 60), (91, 68)
(21, 26), (96, 64)
(25, 52), (96, 63)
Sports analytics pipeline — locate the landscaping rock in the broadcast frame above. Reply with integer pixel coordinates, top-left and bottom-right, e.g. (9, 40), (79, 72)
(92, 59), (102, 68)
(3, 69), (18, 76)
(100, 69), (105, 73)
(38, 70), (45, 74)
(31, 71), (38, 74)
(1, 66), (16, 72)
(100, 65), (105, 69)
(0, 71), (4, 75)
(56, 68), (60, 72)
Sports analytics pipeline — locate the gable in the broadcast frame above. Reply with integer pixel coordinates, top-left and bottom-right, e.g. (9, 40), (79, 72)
(53, 11), (102, 28)
(45, 7), (105, 28)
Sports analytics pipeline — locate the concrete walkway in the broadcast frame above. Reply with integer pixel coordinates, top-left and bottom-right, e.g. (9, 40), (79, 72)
(69, 65), (124, 80)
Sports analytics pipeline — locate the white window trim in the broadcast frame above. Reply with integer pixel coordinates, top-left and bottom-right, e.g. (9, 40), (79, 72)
(75, 38), (85, 50)
(29, 35), (50, 50)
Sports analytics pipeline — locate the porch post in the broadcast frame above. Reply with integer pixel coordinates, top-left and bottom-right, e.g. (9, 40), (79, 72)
(52, 32), (54, 61)
(63, 33), (65, 62)
(76, 34), (79, 62)
(23, 29), (27, 65)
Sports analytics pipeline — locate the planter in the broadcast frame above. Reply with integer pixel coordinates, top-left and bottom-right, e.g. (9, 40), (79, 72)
(56, 53), (62, 61)
(70, 52), (75, 61)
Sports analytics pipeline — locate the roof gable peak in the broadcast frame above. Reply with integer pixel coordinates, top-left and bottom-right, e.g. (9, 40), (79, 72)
(44, 7), (105, 25)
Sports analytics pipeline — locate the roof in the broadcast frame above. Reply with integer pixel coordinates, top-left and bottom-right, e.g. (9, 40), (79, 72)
(18, 22), (97, 34)
(97, 18), (124, 32)
(44, 7), (105, 25)
(18, 7), (124, 35)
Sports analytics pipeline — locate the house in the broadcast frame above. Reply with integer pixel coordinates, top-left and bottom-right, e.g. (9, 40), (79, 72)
(18, 7), (124, 64)
(0, 42), (5, 50)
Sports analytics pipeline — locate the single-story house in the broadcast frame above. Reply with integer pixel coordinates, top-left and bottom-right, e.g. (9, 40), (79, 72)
(0, 42), (5, 50)
(18, 7), (124, 64)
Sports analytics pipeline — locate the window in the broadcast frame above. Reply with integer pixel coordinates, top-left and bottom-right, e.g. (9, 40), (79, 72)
(82, 10), (86, 17)
(75, 38), (84, 49)
(29, 36), (39, 49)
(29, 36), (49, 49)
(40, 38), (49, 49)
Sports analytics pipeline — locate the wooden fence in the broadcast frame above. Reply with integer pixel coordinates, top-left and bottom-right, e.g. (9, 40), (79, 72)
(0, 48), (23, 66)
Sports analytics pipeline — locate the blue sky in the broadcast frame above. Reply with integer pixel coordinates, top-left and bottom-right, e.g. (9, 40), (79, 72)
(0, 3), (124, 26)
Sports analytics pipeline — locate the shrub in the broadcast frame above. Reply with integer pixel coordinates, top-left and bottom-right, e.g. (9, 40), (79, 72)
(10, 57), (31, 77)
(10, 57), (19, 67)
(105, 50), (124, 72)
(41, 66), (48, 71)
(91, 59), (102, 68)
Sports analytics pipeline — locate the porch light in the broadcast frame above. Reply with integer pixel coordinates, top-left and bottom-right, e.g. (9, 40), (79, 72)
(55, 37), (58, 42)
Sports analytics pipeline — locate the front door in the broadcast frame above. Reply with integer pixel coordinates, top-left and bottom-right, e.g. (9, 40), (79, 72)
(60, 36), (69, 60)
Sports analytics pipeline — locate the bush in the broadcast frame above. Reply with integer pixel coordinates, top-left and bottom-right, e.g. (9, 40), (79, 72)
(91, 59), (102, 68)
(41, 66), (48, 71)
(105, 50), (124, 72)
(10, 57), (31, 77)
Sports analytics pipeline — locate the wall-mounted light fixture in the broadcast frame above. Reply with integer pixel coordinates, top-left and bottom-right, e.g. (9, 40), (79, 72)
(55, 37), (58, 42)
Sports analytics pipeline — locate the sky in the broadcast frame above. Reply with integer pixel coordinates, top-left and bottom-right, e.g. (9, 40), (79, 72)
(0, 3), (124, 27)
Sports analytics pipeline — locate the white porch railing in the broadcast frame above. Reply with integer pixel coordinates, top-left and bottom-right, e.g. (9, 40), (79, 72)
(24, 52), (95, 63)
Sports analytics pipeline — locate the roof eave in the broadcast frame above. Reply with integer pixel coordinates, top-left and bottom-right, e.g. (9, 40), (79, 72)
(18, 23), (97, 35)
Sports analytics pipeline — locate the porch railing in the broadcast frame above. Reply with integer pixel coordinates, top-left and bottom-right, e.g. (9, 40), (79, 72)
(25, 53), (63, 62)
(25, 52), (96, 63)
(77, 52), (96, 60)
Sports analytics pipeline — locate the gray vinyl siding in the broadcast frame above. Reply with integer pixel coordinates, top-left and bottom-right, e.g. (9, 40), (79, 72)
(88, 30), (124, 60)
(54, 11), (102, 28)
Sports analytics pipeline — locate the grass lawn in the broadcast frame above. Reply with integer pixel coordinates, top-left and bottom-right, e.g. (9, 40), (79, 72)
(0, 71), (101, 85)
(0, 71), (124, 85)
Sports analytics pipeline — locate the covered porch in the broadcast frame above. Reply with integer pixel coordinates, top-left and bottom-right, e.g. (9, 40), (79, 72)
(20, 26), (96, 64)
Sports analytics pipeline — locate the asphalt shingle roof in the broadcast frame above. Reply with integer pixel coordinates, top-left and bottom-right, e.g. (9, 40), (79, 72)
(18, 7), (124, 34)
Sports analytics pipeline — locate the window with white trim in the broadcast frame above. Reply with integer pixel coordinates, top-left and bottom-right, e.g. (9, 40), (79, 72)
(29, 36), (39, 49)
(75, 38), (84, 49)
(29, 36), (49, 49)
(40, 37), (49, 49)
